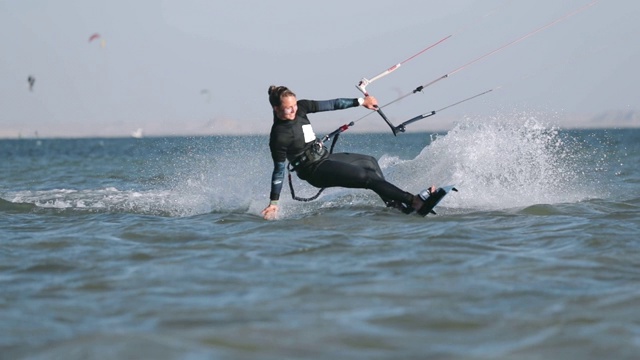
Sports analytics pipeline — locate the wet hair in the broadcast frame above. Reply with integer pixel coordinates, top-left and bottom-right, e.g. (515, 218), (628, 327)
(268, 85), (296, 107)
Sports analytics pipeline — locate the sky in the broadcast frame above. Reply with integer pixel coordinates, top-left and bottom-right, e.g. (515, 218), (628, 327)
(1, 0), (639, 138)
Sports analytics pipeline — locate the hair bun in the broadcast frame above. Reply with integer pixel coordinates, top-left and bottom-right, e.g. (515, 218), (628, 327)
(268, 85), (295, 107)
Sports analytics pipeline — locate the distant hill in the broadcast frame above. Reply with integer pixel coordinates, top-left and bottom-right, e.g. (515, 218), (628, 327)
(585, 110), (640, 128)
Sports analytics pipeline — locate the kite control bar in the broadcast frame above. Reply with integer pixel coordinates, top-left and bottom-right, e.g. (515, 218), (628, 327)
(394, 111), (437, 133)
(394, 88), (494, 133)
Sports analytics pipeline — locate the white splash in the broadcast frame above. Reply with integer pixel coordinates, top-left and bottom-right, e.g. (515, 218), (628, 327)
(385, 112), (604, 211)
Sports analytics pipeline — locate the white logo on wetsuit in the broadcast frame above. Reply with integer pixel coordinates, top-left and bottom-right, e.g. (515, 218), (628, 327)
(302, 124), (316, 143)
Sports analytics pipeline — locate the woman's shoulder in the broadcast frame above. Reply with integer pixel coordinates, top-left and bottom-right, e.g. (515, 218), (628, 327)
(297, 99), (312, 107)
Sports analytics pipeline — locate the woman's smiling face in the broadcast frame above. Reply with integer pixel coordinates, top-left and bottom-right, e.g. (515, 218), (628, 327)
(274, 95), (298, 120)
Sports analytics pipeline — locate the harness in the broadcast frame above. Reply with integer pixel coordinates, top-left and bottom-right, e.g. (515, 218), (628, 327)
(287, 139), (328, 173)
(287, 132), (343, 202)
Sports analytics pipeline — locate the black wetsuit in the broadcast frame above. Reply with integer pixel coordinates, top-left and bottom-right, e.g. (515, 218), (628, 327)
(268, 98), (415, 208)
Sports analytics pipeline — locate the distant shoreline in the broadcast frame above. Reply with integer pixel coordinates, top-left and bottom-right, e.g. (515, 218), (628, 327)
(2, 126), (639, 141)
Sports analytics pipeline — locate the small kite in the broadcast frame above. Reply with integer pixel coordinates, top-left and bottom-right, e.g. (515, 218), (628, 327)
(27, 75), (35, 91)
(200, 89), (212, 103)
(89, 33), (106, 48)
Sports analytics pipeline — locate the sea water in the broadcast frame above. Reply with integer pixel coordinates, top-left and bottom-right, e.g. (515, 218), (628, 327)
(1, 114), (639, 359)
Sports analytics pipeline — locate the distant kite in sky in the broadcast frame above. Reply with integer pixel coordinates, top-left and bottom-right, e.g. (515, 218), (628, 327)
(88, 33), (106, 48)
(27, 75), (35, 91)
(200, 89), (212, 103)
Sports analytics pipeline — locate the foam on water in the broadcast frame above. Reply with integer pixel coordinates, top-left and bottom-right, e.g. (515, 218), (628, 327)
(7, 188), (185, 216)
(3, 136), (271, 217)
(157, 136), (272, 216)
(385, 112), (609, 211)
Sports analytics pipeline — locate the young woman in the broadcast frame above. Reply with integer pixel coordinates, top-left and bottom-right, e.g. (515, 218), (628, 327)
(261, 85), (434, 220)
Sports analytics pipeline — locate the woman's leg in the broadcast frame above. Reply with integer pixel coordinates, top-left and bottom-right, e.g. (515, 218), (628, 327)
(328, 153), (385, 180)
(305, 153), (415, 206)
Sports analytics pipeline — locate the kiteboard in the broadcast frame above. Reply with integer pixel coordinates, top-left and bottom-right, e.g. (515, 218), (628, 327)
(416, 185), (457, 216)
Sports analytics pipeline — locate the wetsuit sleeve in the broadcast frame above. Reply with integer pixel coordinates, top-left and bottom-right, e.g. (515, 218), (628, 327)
(303, 98), (360, 113)
(270, 161), (286, 201)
